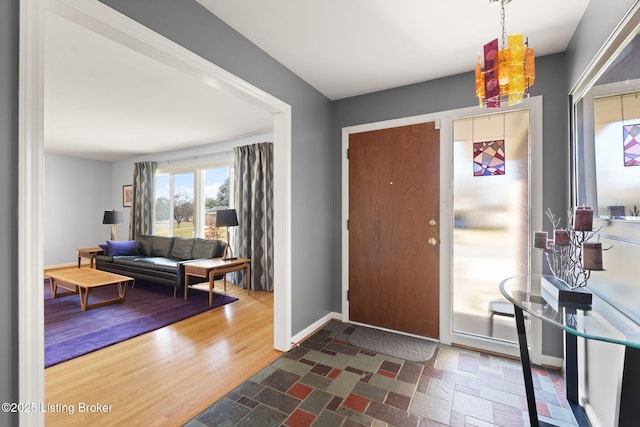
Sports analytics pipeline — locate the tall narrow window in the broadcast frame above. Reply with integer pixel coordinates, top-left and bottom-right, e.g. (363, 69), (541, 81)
(203, 167), (232, 239)
(172, 172), (195, 237)
(452, 110), (530, 343)
(153, 172), (194, 237)
(155, 173), (171, 237)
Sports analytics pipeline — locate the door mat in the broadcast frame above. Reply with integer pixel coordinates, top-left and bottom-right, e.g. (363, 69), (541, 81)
(347, 326), (436, 362)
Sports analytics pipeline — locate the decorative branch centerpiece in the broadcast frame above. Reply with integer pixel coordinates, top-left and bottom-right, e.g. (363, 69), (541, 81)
(533, 207), (609, 300)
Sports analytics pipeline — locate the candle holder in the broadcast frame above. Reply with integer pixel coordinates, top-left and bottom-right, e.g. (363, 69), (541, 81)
(535, 208), (609, 289)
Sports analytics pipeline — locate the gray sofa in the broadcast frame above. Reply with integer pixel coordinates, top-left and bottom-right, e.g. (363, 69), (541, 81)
(95, 235), (226, 296)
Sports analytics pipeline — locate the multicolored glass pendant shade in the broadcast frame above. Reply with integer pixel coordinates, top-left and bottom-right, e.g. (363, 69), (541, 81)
(475, 1), (535, 108)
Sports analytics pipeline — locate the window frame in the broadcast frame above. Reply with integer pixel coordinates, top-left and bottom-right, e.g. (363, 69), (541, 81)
(155, 159), (234, 238)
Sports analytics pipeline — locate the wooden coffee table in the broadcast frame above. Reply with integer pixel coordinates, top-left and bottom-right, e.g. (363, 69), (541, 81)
(47, 269), (134, 312)
(184, 258), (251, 306)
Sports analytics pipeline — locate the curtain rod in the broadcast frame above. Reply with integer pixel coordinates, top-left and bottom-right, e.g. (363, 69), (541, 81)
(156, 150), (234, 167)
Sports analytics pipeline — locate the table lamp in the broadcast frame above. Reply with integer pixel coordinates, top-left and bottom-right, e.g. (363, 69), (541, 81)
(215, 209), (238, 260)
(103, 210), (123, 240)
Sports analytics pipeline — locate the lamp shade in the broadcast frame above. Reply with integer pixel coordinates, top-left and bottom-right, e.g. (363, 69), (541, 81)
(215, 209), (238, 227)
(102, 210), (123, 225)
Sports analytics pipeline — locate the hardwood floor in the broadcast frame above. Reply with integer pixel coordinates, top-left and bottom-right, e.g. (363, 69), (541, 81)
(44, 271), (574, 426)
(45, 279), (280, 426)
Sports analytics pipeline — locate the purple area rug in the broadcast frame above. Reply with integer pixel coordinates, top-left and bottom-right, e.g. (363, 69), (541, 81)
(45, 278), (237, 368)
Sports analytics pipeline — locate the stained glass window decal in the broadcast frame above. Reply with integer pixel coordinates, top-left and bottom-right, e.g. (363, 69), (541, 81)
(623, 123), (640, 166)
(473, 139), (505, 176)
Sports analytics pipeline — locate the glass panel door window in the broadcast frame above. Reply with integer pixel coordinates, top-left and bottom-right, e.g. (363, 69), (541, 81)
(452, 110), (530, 343)
(155, 172), (195, 238)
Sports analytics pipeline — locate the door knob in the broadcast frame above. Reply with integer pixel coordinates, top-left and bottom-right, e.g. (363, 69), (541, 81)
(428, 238), (438, 246)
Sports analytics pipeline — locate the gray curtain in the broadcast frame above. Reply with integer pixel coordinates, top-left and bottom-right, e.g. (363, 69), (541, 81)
(233, 143), (274, 291)
(129, 161), (157, 240)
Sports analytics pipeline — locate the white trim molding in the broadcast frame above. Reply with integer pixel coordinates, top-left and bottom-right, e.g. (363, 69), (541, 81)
(340, 97), (545, 360)
(341, 111), (452, 345)
(19, 0), (45, 425)
(20, 2), (293, 423)
(290, 312), (342, 346)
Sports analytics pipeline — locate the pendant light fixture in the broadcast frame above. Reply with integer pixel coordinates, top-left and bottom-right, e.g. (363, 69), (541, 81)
(475, 0), (535, 108)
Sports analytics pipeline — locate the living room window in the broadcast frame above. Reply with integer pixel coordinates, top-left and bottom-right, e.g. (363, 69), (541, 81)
(202, 167), (233, 239)
(154, 165), (233, 239)
(155, 172), (195, 237)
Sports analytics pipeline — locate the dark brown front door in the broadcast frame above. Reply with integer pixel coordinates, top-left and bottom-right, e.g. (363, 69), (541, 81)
(349, 122), (440, 338)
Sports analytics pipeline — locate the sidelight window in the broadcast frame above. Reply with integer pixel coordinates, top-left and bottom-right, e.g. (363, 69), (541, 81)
(452, 110), (531, 343)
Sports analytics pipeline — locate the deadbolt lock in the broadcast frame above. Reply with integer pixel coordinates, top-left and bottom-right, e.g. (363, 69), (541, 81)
(429, 219), (437, 226)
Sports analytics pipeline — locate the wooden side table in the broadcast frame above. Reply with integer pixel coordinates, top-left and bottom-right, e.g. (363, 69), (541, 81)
(183, 258), (251, 306)
(76, 247), (103, 268)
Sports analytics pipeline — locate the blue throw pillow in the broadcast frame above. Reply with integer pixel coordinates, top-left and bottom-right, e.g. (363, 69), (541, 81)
(106, 240), (138, 256)
(98, 243), (109, 256)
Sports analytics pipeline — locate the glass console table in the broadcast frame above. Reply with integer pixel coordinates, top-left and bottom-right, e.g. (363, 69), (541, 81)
(500, 274), (640, 427)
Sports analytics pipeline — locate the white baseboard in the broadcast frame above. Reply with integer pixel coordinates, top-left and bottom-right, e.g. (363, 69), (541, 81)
(44, 262), (77, 271)
(541, 354), (563, 369)
(290, 312), (341, 346)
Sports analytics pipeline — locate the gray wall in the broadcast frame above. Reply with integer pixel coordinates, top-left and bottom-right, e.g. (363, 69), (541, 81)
(44, 154), (113, 266)
(333, 54), (570, 230)
(567, 0), (639, 90)
(43, 134), (271, 268)
(99, 0), (335, 335)
(566, 0), (640, 313)
(1, 0), (18, 424)
(109, 133), (271, 239)
(567, 4), (640, 423)
(333, 54), (570, 357)
(2, 0), (637, 419)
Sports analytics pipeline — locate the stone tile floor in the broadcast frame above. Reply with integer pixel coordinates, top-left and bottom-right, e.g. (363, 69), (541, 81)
(186, 321), (578, 426)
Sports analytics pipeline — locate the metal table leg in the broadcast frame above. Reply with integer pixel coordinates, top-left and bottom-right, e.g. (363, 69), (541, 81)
(514, 304), (539, 426)
(619, 346), (640, 426)
(564, 324), (579, 402)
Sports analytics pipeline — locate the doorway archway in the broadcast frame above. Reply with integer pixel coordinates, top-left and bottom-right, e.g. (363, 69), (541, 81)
(19, 0), (292, 423)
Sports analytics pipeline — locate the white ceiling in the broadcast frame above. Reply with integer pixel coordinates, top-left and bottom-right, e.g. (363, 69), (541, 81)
(44, 0), (591, 162)
(197, 0), (591, 100)
(44, 11), (274, 162)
